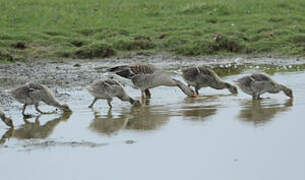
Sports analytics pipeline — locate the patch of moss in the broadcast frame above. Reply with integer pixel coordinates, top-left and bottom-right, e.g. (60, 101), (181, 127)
(10, 42), (27, 49)
(175, 34), (244, 56)
(113, 38), (155, 51)
(0, 50), (14, 62)
(74, 43), (116, 59)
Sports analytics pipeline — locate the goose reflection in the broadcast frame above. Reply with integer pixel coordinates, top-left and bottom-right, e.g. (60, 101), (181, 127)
(181, 96), (219, 121)
(181, 105), (218, 121)
(0, 112), (72, 144)
(125, 105), (169, 131)
(238, 99), (293, 126)
(89, 109), (128, 136)
(89, 105), (170, 135)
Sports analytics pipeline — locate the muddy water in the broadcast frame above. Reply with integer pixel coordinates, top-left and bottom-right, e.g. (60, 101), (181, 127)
(0, 62), (305, 180)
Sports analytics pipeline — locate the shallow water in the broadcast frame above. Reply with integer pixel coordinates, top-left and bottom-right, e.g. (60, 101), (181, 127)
(0, 66), (305, 180)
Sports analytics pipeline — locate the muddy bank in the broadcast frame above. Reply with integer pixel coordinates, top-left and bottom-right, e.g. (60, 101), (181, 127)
(1, 55), (304, 89)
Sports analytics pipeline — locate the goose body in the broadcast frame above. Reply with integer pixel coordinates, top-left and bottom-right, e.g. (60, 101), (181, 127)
(0, 108), (13, 127)
(87, 78), (140, 108)
(10, 83), (71, 116)
(182, 66), (238, 95)
(131, 71), (196, 97)
(108, 63), (196, 98)
(107, 63), (159, 79)
(107, 63), (158, 98)
(236, 73), (293, 100)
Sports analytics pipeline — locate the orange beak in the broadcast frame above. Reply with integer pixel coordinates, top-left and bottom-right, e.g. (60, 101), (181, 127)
(193, 92), (198, 98)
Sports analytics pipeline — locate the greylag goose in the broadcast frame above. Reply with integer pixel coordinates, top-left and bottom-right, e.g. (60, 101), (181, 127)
(0, 108), (13, 127)
(182, 66), (238, 95)
(236, 73), (293, 100)
(107, 63), (158, 98)
(108, 63), (197, 98)
(10, 83), (71, 117)
(131, 71), (197, 97)
(87, 78), (141, 108)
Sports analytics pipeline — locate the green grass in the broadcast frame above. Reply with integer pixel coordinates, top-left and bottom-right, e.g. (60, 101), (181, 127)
(1, 0), (305, 62)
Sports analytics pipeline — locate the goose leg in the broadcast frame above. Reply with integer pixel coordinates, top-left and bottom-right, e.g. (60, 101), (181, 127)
(107, 99), (112, 108)
(22, 104), (27, 116)
(145, 89), (151, 98)
(144, 89), (151, 98)
(88, 98), (97, 108)
(252, 92), (257, 100)
(257, 95), (262, 100)
(22, 104), (33, 118)
(195, 87), (200, 95)
(23, 117), (31, 123)
(35, 104), (54, 114)
(34, 115), (41, 125)
(252, 93), (261, 100)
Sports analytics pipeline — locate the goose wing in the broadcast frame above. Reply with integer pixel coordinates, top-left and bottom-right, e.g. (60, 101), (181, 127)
(250, 73), (273, 82)
(27, 83), (60, 106)
(182, 67), (200, 82)
(107, 63), (158, 79)
(89, 79), (125, 97)
(249, 74), (276, 92)
(197, 67), (221, 82)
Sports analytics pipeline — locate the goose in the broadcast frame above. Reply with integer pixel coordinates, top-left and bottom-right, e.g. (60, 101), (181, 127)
(182, 66), (238, 95)
(87, 78), (141, 108)
(10, 83), (71, 117)
(131, 71), (197, 98)
(0, 108), (13, 127)
(107, 63), (197, 98)
(236, 73), (293, 100)
(107, 63), (158, 98)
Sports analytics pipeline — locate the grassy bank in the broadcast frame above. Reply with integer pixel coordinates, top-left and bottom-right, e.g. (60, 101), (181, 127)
(1, 0), (305, 62)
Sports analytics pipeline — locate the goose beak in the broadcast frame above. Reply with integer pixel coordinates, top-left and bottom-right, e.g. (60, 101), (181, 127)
(193, 92), (198, 98)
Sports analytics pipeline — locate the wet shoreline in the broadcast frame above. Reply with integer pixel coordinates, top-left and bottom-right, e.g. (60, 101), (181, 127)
(0, 56), (304, 180)
(1, 55), (304, 89)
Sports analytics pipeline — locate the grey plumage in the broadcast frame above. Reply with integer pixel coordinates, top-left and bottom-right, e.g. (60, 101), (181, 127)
(108, 63), (196, 98)
(87, 78), (141, 108)
(107, 63), (158, 78)
(131, 71), (196, 97)
(182, 66), (238, 95)
(10, 83), (71, 116)
(236, 73), (293, 100)
(107, 63), (159, 98)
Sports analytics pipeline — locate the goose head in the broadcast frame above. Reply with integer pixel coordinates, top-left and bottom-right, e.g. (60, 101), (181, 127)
(190, 88), (198, 98)
(60, 104), (72, 112)
(283, 87), (293, 99)
(4, 117), (14, 127)
(133, 100), (141, 107)
(225, 83), (238, 94)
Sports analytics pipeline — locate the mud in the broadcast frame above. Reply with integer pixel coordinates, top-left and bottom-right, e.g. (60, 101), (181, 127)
(0, 55), (303, 89)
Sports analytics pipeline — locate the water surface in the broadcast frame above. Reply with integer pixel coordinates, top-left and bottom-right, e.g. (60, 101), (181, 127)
(0, 66), (304, 180)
